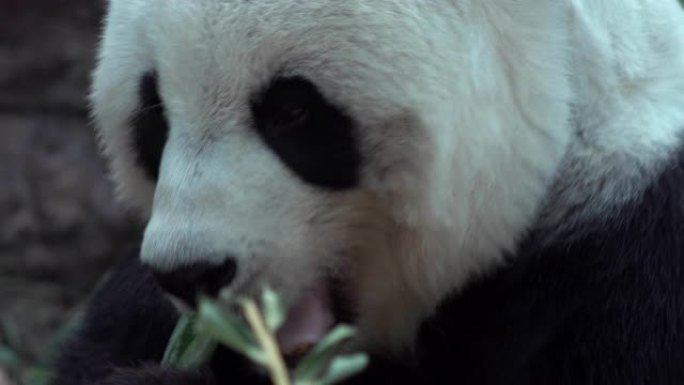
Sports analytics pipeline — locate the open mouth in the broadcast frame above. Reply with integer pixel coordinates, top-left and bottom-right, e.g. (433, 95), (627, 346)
(276, 278), (354, 365)
(160, 271), (355, 366)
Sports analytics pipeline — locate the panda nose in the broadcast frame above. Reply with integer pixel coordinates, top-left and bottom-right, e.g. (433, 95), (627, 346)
(151, 258), (237, 306)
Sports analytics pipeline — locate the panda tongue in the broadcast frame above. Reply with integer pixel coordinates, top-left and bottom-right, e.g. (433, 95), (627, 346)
(276, 281), (335, 358)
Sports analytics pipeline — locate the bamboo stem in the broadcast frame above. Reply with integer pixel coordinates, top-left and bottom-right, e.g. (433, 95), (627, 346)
(242, 300), (292, 385)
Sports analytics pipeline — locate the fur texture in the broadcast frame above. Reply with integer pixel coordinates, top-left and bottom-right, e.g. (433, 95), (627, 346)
(94, 0), (572, 350)
(54, 0), (684, 384)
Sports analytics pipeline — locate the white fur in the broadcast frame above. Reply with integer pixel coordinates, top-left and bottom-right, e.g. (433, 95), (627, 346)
(92, 0), (684, 353)
(537, 0), (684, 238)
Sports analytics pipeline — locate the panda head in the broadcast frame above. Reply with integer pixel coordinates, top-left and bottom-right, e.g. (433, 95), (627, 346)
(93, 0), (571, 354)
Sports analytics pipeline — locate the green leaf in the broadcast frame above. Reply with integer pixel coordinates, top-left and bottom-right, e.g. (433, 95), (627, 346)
(309, 325), (356, 357)
(319, 354), (369, 385)
(196, 298), (266, 365)
(162, 314), (217, 369)
(162, 315), (192, 365)
(261, 286), (286, 332)
(293, 325), (356, 382)
(177, 335), (216, 369)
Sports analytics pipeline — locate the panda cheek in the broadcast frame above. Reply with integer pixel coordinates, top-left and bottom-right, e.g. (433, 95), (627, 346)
(132, 72), (169, 181)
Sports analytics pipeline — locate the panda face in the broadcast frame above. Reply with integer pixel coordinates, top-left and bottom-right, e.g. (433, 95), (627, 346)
(93, 0), (571, 352)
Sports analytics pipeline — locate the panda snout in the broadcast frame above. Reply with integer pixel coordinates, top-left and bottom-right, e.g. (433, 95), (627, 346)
(150, 258), (237, 306)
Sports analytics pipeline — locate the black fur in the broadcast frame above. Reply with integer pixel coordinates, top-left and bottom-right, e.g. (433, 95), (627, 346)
(53, 249), (178, 385)
(92, 367), (215, 385)
(414, 147), (684, 384)
(53, 148), (684, 384)
(250, 76), (360, 190)
(133, 73), (168, 181)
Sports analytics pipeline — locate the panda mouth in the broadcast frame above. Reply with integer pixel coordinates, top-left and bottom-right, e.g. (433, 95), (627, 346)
(275, 278), (354, 365)
(164, 272), (355, 365)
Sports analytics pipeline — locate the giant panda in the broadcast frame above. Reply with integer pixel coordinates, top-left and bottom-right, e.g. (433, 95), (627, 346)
(53, 0), (684, 384)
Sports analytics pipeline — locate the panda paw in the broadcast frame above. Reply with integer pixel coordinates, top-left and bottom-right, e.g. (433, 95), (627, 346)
(94, 366), (216, 385)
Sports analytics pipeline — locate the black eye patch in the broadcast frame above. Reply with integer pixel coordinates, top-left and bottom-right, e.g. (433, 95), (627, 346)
(250, 77), (360, 190)
(132, 73), (169, 181)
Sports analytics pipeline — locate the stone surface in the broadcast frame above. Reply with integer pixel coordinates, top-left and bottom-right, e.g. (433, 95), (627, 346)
(0, 0), (141, 380)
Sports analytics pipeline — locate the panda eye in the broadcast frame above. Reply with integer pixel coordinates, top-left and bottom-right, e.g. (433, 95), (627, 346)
(133, 72), (169, 181)
(272, 104), (310, 133)
(250, 76), (361, 190)
(254, 79), (317, 135)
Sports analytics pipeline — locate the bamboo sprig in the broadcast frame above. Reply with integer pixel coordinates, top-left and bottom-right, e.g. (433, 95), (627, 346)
(241, 298), (291, 385)
(162, 287), (368, 385)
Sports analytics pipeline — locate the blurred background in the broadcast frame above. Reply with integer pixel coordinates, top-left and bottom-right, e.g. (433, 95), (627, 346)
(0, 1), (141, 384)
